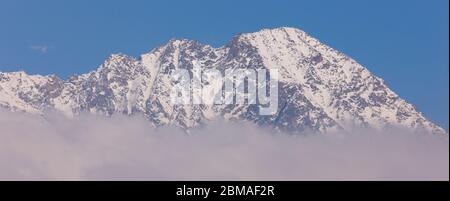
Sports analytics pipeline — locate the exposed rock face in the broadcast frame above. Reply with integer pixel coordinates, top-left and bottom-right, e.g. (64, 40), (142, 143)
(0, 27), (446, 134)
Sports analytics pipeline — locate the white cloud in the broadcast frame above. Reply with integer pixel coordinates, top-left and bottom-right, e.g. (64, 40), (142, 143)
(30, 45), (49, 54)
(0, 109), (448, 181)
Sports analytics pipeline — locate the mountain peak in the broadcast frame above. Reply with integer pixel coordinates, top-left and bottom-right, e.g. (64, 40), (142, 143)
(98, 53), (138, 72)
(236, 27), (310, 42)
(166, 38), (206, 47)
(105, 53), (136, 63)
(0, 70), (28, 77)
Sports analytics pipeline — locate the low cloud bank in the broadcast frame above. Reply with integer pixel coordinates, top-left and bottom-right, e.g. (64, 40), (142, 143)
(0, 109), (448, 180)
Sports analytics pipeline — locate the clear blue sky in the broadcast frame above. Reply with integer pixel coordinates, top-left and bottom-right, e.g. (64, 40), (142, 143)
(0, 0), (448, 130)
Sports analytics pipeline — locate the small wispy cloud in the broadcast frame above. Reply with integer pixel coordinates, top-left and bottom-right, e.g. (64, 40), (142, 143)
(30, 45), (49, 54)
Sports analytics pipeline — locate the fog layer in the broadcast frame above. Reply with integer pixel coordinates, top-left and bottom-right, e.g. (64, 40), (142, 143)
(0, 110), (448, 180)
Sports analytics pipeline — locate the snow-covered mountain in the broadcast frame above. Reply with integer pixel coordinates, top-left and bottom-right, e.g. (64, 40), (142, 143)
(0, 27), (446, 134)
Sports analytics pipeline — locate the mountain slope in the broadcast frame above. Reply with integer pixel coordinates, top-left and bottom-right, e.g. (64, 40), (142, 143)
(0, 27), (446, 135)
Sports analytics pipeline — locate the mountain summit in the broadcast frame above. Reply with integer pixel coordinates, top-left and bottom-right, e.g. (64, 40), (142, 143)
(0, 27), (446, 134)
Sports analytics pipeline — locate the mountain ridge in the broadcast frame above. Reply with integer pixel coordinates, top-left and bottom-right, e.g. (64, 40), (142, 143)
(0, 27), (446, 135)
